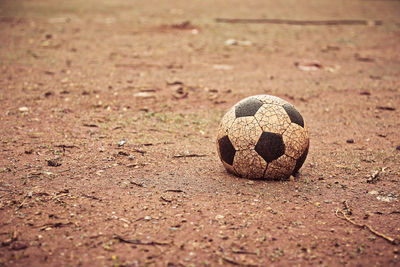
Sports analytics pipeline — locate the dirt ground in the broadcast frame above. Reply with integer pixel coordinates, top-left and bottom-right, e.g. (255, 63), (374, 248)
(1, 0), (400, 266)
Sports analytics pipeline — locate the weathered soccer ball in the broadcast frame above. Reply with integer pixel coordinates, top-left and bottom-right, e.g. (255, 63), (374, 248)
(216, 95), (309, 179)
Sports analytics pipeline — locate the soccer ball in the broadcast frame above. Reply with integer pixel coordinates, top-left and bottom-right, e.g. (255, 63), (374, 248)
(216, 95), (309, 179)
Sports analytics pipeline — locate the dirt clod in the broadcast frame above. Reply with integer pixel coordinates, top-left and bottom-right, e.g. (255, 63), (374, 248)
(47, 159), (62, 167)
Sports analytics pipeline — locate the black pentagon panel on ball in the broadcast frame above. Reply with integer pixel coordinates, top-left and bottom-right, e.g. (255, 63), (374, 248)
(218, 135), (236, 165)
(292, 142), (309, 174)
(254, 132), (285, 163)
(235, 97), (263, 118)
(283, 104), (304, 127)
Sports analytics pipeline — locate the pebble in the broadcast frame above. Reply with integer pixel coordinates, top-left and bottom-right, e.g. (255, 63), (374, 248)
(133, 92), (156, 99)
(215, 215), (224, 220)
(377, 195), (396, 202)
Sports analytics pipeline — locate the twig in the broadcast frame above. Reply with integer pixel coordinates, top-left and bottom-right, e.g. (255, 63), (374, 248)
(51, 193), (69, 200)
(82, 123), (98, 127)
(221, 256), (258, 267)
(335, 209), (397, 244)
(58, 168), (71, 174)
(215, 18), (382, 26)
(39, 222), (73, 230)
(173, 154), (207, 158)
(165, 189), (184, 193)
(113, 235), (169, 246)
(54, 144), (78, 149)
(115, 63), (161, 69)
(232, 250), (257, 255)
(16, 199), (28, 211)
(221, 256), (241, 266)
(81, 194), (101, 200)
(130, 180), (144, 187)
(376, 106), (396, 111)
(132, 149), (146, 155)
(160, 196), (172, 203)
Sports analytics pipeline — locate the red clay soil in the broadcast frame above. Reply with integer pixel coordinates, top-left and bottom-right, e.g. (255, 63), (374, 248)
(1, 0), (400, 266)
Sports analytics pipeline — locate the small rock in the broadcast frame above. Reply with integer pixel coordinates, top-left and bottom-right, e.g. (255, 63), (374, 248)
(363, 212), (371, 220)
(144, 216), (151, 221)
(377, 195), (396, 202)
(118, 138), (126, 147)
(215, 215), (224, 220)
(346, 139), (354, 144)
(47, 159), (61, 167)
(368, 190), (379, 195)
(19, 106), (29, 112)
(25, 148), (34, 154)
(212, 64), (233, 70)
(133, 92), (156, 99)
(367, 170), (380, 183)
(44, 92), (53, 97)
(224, 39), (237, 46)
(224, 39), (253, 46)
(295, 60), (323, 71)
